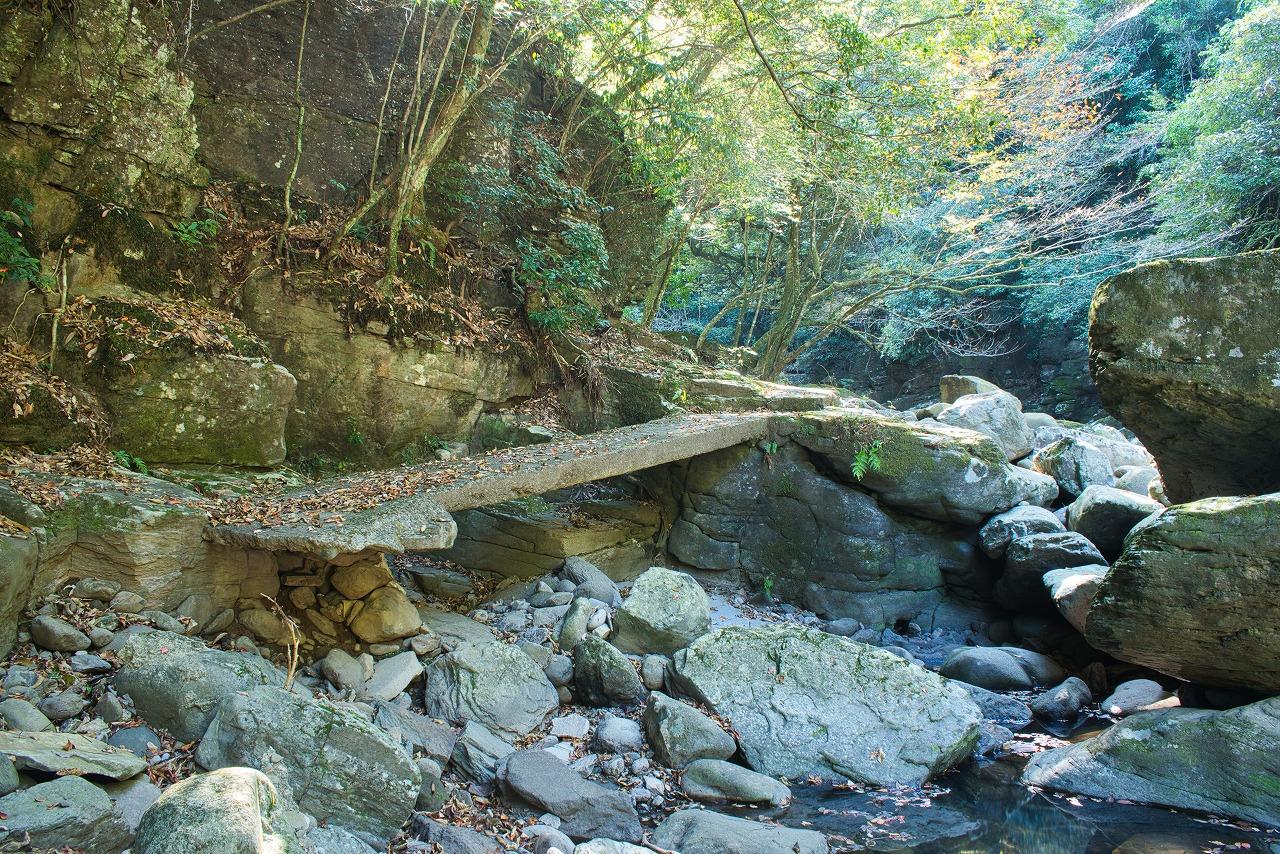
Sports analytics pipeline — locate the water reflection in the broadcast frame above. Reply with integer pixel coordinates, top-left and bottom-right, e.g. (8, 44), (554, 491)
(768, 756), (1277, 853)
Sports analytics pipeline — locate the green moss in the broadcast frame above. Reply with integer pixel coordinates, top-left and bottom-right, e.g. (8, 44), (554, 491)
(71, 203), (221, 297)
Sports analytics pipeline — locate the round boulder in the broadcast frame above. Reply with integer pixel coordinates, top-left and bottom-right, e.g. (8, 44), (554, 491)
(611, 567), (710, 656)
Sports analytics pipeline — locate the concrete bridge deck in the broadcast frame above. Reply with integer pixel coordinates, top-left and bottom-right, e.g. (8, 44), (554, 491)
(207, 412), (775, 559)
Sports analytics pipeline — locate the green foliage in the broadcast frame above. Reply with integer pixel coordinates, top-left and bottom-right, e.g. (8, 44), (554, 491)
(1148, 2), (1280, 249)
(1, 198), (49, 289)
(169, 212), (221, 248)
(344, 417), (365, 447)
(851, 440), (884, 481)
(774, 471), (796, 497)
(761, 574), (776, 602)
(520, 219), (610, 332)
(111, 450), (148, 475)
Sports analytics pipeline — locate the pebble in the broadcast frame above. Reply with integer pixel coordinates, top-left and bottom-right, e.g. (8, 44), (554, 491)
(94, 693), (127, 723)
(88, 627), (115, 648)
(109, 591), (146, 614)
(549, 714), (591, 739)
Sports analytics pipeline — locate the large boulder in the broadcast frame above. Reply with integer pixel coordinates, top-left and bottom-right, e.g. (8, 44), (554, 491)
(573, 634), (645, 706)
(1089, 251), (1280, 502)
(114, 630), (285, 741)
(1043, 565), (1108, 633)
(1085, 493), (1280, 692)
(497, 749), (642, 842)
(643, 691), (737, 769)
(195, 686), (420, 841)
(1066, 485), (1162, 559)
(670, 625), (981, 785)
(793, 410), (1056, 525)
(1032, 437), (1114, 499)
(936, 391), (1035, 461)
(939, 375), (1002, 404)
(681, 758), (791, 807)
(610, 567), (709, 655)
(652, 809), (828, 854)
(424, 641), (558, 738)
(995, 532), (1105, 611)
(0, 531), (38, 657)
(135, 768), (303, 854)
(940, 647), (1066, 691)
(0, 776), (130, 852)
(1023, 696), (1280, 826)
(977, 505), (1065, 559)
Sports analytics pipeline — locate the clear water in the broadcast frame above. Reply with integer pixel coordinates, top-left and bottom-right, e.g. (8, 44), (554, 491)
(754, 749), (1279, 853)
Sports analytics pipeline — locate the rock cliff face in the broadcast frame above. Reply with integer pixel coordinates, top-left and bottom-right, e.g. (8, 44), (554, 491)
(0, 0), (666, 464)
(1090, 251), (1280, 502)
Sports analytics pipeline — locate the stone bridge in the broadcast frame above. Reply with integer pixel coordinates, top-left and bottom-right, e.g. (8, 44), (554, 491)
(207, 413), (776, 560)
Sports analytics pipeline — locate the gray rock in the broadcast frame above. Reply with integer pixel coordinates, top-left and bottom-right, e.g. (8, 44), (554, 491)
(364, 651), (423, 702)
(451, 721), (514, 785)
(672, 626), (981, 785)
(0, 753), (16, 796)
(69, 651), (113, 673)
(1032, 437), (1114, 498)
(558, 598), (594, 649)
(1042, 565), (1109, 633)
(977, 722), (1014, 756)
(1085, 493), (1280, 692)
(793, 411), (1057, 525)
(374, 702), (457, 763)
(37, 688), (88, 721)
(0, 696), (53, 731)
(419, 607), (497, 649)
(104, 776), (162, 834)
(114, 630), (285, 741)
(652, 809), (828, 854)
(73, 578), (122, 602)
(108, 725), (162, 758)
(940, 647), (1065, 691)
(978, 505), (1066, 558)
(0, 730), (146, 780)
(681, 758), (791, 807)
(940, 375), (1002, 403)
(936, 390), (1035, 461)
(0, 776), (130, 852)
(414, 757), (447, 812)
(593, 716), (643, 754)
(996, 532), (1106, 610)
(526, 823), (575, 854)
(134, 767), (303, 854)
(952, 681), (1033, 730)
(573, 841), (650, 854)
(30, 614), (91, 651)
(108, 590), (145, 614)
(641, 654), (667, 690)
(498, 749), (642, 842)
(643, 691), (736, 769)
(320, 648), (367, 693)
(611, 568), (710, 656)
(1066, 485), (1162, 558)
(1100, 679), (1176, 717)
(309, 825), (378, 854)
(1031, 677), (1092, 721)
(141, 609), (187, 634)
(411, 816), (502, 853)
(573, 635), (645, 707)
(561, 557), (621, 606)
(545, 654), (574, 687)
(1115, 465), (1159, 497)
(94, 692), (127, 723)
(195, 685), (419, 841)
(1022, 696), (1280, 827)
(551, 713), (592, 739)
(424, 641), (558, 738)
